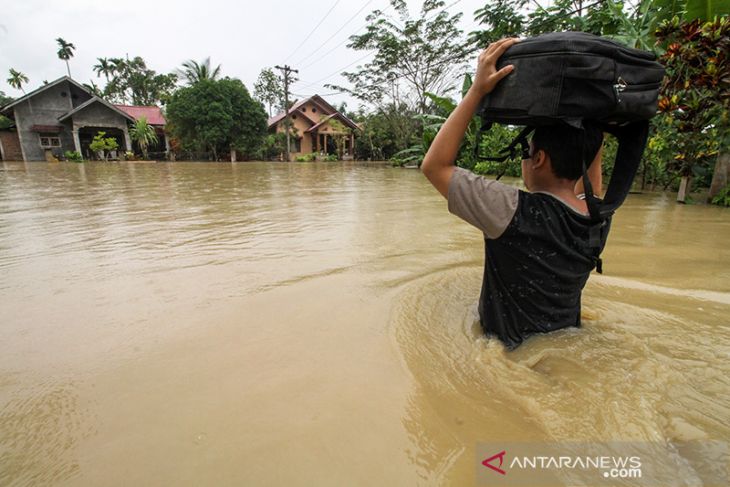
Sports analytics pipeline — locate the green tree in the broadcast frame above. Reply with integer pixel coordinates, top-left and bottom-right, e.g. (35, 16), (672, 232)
(253, 67), (283, 116)
(129, 117), (159, 160)
(7, 68), (28, 95)
(93, 57), (115, 82)
(166, 77), (267, 161)
(0, 91), (13, 129)
(96, 56), (178, 106)
(177, 57), (222, 85)
(470, 0), (627, 47)
(353, 103), (421, 160)
(327, 119), (354, 159)
(84, 80), (104, 97)
(329, 0), (471, 115)
(89, 131), (119, 160)
(56, 37), (75, 77)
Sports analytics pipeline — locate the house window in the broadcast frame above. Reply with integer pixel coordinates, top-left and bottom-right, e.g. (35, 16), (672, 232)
(312, 107), (317, 113)
(293, 138), (301, 152)
(39, 134), (61, 148)
(301, 107), (306, 112)
(292, 115), (297, 119)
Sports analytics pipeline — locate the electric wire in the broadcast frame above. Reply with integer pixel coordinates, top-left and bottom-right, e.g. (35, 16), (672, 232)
(294, 0), (378, 68)
(283, 0), (342, 63)
(293, 0), (463, 91)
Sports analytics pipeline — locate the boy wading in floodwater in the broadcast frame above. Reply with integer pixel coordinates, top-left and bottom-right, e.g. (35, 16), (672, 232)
(422, 38), (607, 349)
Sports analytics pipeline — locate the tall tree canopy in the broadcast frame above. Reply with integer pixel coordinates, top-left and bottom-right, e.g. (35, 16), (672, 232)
(94, 56), (177, 106)
(177, 57), (222, 85)
(166, 78), (267, 160)
(329, 0), (471, 114)
(253, 67), (283, 116)
(469, 0), (626, 46)
(7, 68), (29, 94)
(56, 37), (76, 77)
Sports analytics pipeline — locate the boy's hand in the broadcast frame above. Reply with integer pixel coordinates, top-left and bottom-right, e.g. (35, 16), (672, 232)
(471, 37), (520, 98)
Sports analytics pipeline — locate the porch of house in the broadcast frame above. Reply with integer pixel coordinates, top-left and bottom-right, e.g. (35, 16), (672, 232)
(310, 130), (355, 158)
(76, 126), (129, 160)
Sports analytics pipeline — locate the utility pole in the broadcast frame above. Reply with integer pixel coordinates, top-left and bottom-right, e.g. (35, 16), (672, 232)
(275, 64), (298, 162)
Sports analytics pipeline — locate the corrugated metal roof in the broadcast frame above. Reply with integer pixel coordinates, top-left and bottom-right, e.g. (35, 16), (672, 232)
(114, 105), (166, 126)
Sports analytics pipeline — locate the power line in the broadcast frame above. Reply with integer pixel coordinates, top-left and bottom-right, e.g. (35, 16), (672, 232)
(283, 0), (342, 63)
(294, 0), (463, 90)
(295, 0), (378, 68)
(295, 50), (376, 89)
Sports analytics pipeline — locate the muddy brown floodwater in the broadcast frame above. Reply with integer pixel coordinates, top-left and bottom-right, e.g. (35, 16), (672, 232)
(1, 161), (729, 486)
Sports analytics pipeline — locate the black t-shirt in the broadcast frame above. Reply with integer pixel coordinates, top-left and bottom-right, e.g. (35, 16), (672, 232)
(448, 167), (610, 349)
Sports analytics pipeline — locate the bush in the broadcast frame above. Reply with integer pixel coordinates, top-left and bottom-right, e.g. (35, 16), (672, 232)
(257, 133), (286, 160)
(711, 184), (730, 207)
(295, 153), (316, 162)
(89, 131), (119, 159)
(64, 150), (83, 162)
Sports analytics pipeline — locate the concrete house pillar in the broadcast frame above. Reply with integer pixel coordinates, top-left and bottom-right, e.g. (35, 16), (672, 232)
(72, 125), (82, 157)
(123, 127), (132, 152)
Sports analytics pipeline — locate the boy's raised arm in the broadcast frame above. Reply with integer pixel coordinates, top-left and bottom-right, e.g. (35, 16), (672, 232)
(421, 38), (519, 198)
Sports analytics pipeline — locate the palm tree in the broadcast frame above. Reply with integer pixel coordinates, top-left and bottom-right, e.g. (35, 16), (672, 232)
(129, 117), (158, 160)
(56, 37), (76, 77)
(93, 57), (114, 82)
(108, 58), (128, 104)
(84, 80), (104, 97)
(177, 57), (221, 85)
(7, 68), (29, 95)
(8, 68), (32, 113)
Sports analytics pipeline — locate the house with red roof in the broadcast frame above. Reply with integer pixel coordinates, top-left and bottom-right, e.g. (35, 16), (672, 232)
(114, 105), (169, 156)
(267, 95), (358, 160)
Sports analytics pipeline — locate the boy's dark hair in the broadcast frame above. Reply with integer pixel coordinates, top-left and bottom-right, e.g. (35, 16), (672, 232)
(531, 123), (604, 180)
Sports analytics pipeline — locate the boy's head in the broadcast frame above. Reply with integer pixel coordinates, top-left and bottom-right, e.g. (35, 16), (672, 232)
(525, 123), (604, 183)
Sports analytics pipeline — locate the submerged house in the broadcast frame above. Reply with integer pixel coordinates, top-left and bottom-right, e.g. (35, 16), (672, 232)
(267, 95), (358, 160)
(0, 76), (167, 161)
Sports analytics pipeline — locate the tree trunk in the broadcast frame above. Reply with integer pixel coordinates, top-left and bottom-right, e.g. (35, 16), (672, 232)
(708, 151), (730, 200)
(230, 148), (237, 162)
(677, 175), (692, 203)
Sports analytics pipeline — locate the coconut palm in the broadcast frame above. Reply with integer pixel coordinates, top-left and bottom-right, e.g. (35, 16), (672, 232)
(7, 68), (29, 95)
(177, 57), (221, 85)
(56, 37), (76, 77)
(129, 117), (158, 160)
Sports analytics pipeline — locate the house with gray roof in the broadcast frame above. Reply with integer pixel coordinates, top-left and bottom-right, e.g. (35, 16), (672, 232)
(0, 76), (154, 161)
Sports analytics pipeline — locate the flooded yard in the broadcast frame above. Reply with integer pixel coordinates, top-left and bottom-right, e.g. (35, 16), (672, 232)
(1, 161), (729, 485)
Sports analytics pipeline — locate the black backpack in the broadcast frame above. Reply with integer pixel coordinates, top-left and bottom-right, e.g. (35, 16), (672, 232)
(478, 31), (665, 127)
(474, 32), (665, 273)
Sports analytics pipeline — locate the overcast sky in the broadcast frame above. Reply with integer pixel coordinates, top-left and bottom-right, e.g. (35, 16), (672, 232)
(0, 0), (490, 111)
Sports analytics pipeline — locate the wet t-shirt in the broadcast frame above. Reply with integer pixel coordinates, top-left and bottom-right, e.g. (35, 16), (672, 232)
(447, 167), (609, 349)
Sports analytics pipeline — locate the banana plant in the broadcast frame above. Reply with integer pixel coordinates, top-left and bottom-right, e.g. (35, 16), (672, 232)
(394, 74), (483, 168)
